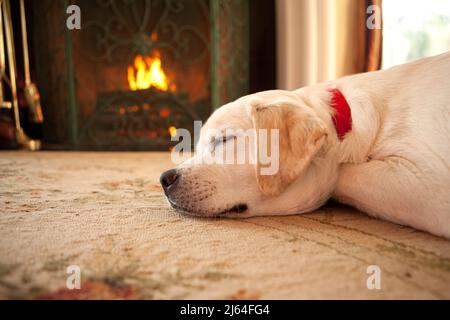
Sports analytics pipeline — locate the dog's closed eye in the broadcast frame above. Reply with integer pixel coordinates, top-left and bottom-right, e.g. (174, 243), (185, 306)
(214, 135), (235, 146)
(210, 135), (236, 152)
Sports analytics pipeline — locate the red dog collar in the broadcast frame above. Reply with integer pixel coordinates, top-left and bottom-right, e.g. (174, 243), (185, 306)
(329, 88), (352, 140)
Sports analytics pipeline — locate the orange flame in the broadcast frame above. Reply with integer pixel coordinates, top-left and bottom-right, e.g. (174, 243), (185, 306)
(168, 126), (177, 137)
(127, 52), (174, 92)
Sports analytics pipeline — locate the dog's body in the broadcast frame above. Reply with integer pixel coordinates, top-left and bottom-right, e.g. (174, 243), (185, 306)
(161, 52), (450, 238)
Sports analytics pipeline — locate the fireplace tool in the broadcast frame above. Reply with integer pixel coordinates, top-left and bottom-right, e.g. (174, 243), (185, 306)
(0, 0), (41, 150)
(20, 0), (43, 124)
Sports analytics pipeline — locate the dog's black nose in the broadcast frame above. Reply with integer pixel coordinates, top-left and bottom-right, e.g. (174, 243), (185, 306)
(160, 169), (179, 190)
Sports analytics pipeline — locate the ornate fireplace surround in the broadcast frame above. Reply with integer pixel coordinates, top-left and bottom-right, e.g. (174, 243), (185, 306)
(33, 0), (251, 150)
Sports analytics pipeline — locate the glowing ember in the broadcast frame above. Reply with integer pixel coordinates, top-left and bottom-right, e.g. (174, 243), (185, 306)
(127, 51), (173, 92)
(168, 126), (177, 137)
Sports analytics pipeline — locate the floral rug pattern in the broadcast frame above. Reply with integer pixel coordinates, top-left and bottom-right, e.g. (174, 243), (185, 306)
(0, 151), (449, 299)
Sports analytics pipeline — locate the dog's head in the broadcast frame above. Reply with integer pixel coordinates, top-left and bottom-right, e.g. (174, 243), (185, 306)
(160, 90), (338, 217)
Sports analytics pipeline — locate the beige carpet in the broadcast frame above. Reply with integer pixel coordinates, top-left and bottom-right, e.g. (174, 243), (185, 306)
(0, 151), (449, 299)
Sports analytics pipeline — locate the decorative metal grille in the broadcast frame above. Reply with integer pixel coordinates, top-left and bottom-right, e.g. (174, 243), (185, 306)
(32, 0), (249, 150)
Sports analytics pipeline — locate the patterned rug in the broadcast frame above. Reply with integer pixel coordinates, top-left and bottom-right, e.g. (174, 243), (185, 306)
(0, 151), (449, 299)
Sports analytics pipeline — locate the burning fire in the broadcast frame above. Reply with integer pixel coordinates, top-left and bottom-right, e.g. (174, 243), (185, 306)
(126, 48), (177, 140)
(127, 52), (175, 92)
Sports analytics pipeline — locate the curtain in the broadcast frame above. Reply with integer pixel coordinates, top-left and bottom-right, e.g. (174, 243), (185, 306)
(276, 0), (383, 90)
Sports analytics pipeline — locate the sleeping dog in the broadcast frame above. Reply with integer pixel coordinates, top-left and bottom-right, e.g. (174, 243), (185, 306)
(160, 52), (450, 238)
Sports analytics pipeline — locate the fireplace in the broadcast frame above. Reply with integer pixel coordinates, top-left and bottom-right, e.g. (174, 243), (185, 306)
(32, 0), (260, 150)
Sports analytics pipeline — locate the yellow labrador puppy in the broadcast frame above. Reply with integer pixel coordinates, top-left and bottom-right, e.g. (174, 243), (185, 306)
(161, 52), (450, 238)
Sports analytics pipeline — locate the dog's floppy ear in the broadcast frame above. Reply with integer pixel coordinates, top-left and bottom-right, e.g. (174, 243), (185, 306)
(251, 102), (328, 196)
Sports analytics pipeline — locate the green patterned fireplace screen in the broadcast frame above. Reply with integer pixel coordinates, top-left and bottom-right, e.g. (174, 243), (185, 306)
(33, 0), (249, 150)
